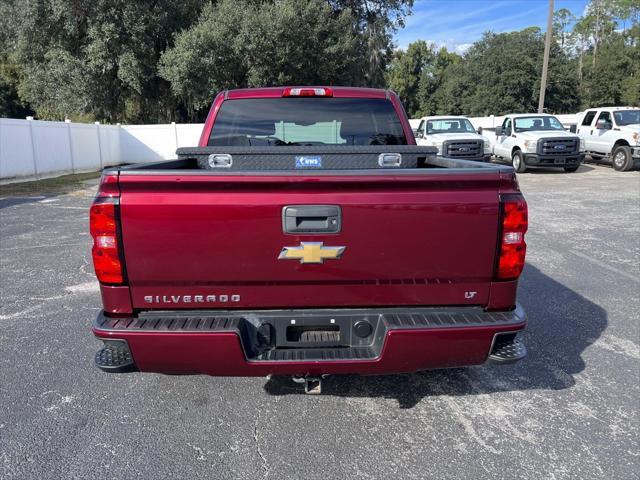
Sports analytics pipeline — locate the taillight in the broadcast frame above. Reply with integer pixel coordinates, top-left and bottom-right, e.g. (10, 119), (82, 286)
(90, 173), (124, 284)
(496, 194), (528, 280)
(282, 87), (333, 97)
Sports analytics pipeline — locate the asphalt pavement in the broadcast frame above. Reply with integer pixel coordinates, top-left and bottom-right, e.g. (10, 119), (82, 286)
(1, 162), (638, 479)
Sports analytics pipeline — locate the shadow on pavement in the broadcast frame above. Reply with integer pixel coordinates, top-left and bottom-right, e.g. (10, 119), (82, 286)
(264, 264), (607, 408)
(489, 160), (596, 174)
(0, 172), (100, 209)
(521, 164), (596, 174)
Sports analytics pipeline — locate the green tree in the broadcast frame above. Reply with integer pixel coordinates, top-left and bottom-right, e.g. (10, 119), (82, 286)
(328, 1), (414, 86)
(580, 27), (640, 106)
(386, 41), (460, 117)
(431, 60), (471, 115)
(160, 0), (361, 119)
(385, 41), (434, 116)
(416, 47), (460, 116)
(434, 28), (580, 116)
(3, 0), (205, 122)
(571, 0), (640, 106)
(554, 8), (576, 48)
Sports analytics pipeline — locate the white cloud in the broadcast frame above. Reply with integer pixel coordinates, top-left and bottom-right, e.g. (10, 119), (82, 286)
(454, 43), (473, 54)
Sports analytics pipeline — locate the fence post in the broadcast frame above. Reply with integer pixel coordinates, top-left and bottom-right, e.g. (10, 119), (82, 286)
(116, 123), (123, 165)
(65, 119), (76, 173)
(172, 121), (178, 152)
(95, 121), (103, 170)
(26, 116), (39, 179)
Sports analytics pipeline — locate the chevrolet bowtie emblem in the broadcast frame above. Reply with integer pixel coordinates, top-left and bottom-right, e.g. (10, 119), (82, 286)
(278, 242), (346, 264)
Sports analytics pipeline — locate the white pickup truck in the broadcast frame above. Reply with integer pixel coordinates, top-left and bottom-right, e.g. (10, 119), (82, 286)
(490, 113), (585, 173)
(575, 107), (640, 172)
(414, 116), (491, 162)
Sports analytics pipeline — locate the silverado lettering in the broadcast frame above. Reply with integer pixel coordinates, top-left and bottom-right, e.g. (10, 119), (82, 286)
(89, 86), (529, 393)
(144, 295), (241, 304)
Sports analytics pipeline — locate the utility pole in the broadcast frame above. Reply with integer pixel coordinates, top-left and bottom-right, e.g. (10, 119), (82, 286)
(538, 0), (554, 113)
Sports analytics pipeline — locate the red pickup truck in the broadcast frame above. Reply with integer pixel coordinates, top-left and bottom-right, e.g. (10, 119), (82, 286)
(90, 86), (528, 393)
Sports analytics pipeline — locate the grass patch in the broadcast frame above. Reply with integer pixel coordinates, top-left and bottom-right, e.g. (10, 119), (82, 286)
(0, 172), (101, 197)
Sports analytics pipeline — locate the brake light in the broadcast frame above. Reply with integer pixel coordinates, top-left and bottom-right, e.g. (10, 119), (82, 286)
(496, 194), (528, 280)
(90, 201), (124, 284)
(282, 87), (333, 97)
(90, 173), (124, 284)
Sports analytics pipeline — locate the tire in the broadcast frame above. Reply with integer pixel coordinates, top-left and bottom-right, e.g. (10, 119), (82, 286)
(564, 165), (580, 172)
(511, 150), (526, 173)
(611, 145), (634, 172)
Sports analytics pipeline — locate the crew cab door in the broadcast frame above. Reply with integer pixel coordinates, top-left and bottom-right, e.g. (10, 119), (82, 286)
(577, 110), (599, 153)
(590, 111), (615, 153)
(494, 118), (514, 158)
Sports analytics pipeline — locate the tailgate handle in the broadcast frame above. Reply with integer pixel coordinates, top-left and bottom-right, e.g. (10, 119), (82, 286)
(283, 205), (341, 234)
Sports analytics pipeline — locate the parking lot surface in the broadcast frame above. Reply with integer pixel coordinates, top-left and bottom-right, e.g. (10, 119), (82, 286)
(1, 163), (638, 479)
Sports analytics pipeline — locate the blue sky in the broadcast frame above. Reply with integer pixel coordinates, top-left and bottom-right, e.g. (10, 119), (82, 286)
(395, 0), (590, 52)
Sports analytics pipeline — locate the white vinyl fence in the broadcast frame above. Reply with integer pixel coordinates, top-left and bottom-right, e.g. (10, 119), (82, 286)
(1, 112), (582, 182)
(0, 118), (203, 182)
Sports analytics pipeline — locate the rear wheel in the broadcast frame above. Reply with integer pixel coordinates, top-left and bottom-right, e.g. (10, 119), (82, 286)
(564, 165), (580, 172)
(511, 150), (526, 173)
(612, 145), (633, 171)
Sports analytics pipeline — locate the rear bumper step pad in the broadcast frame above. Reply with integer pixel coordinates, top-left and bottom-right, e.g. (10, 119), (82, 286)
(95, 339), (137, 373)
(93, 305), (526, 375)
(489, 336), (527, 364)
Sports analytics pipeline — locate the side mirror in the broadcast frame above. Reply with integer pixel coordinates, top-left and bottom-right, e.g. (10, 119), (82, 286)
(495, 126), (503, 136)
(477, 127), (483, 135)
(569, 124), (577, 133)
(596, 119), (611, 130)
(413, 129), (422, 138)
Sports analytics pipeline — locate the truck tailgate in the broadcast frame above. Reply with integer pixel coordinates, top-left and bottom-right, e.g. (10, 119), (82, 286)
(118, 171), (501, 310)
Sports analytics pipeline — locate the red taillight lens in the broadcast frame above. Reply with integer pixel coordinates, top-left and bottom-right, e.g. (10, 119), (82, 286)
(90, 201), (124, 284)
(282, 87), (333, 97)
(496, 194), (528, 280)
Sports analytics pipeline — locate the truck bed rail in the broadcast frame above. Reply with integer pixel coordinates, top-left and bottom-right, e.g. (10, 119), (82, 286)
(116, 145), (512, 175)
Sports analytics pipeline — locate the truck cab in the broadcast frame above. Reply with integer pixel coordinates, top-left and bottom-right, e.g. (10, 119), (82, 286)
(491, 113), (585, 173)
(414, 115), (491, 162)
(576, 107), (640, 171)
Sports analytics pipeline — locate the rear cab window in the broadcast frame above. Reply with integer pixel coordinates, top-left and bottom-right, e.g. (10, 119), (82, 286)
(208, 98), (407, 146)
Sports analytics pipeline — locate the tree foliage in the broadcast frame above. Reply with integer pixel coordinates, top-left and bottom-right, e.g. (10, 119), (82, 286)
(0, 0), (637, 122)
(1, 0), (207, 122)
(0, 0), (412, 122)
(159, 0), (362, 118)
(389, 0), (639, 117)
